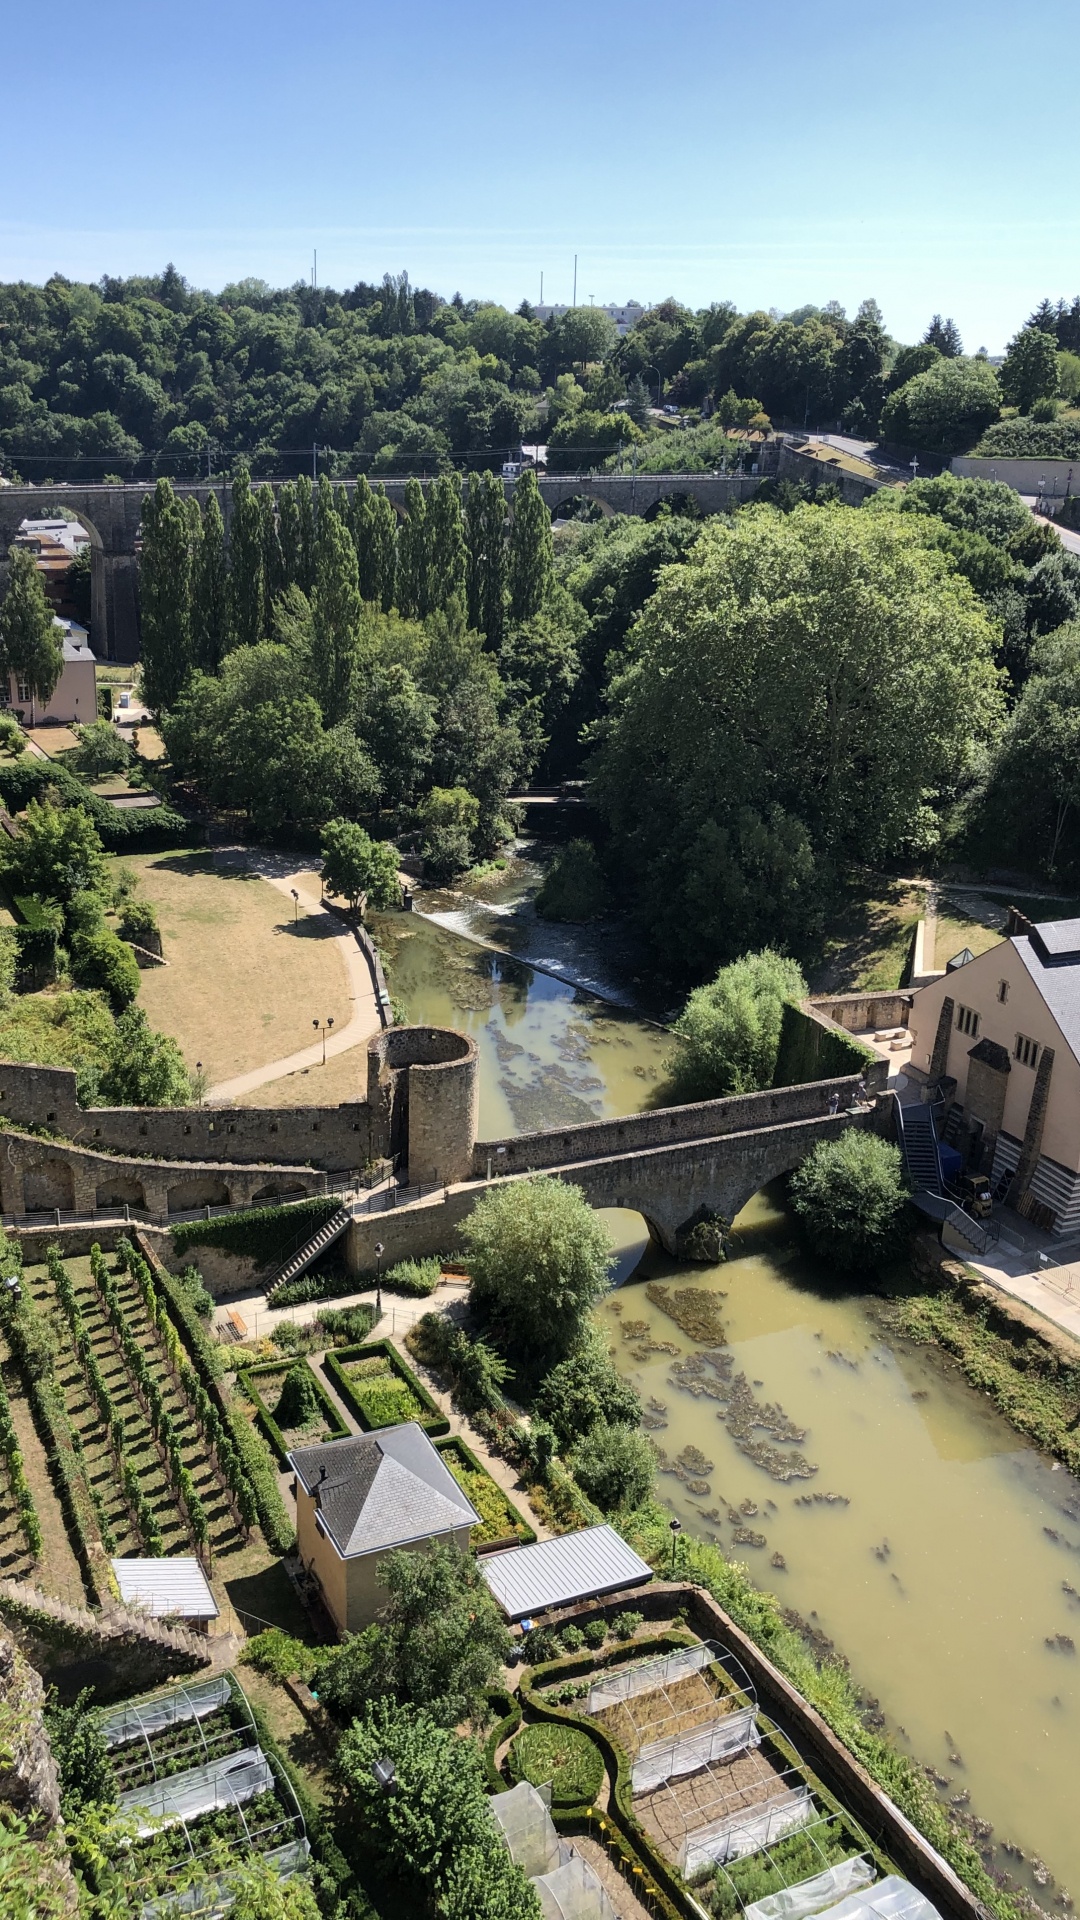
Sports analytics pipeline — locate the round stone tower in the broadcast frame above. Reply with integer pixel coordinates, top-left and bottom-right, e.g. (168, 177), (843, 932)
(366, 1026), (479, 1186)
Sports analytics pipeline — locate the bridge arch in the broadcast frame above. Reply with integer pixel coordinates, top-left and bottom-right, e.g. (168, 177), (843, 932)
(547, 493), (616, 523)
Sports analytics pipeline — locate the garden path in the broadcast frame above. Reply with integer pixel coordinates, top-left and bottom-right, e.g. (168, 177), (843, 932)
(204, 849), (381, 1103)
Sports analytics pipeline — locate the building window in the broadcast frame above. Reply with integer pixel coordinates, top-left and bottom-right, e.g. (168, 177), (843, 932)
(1015, 1033), (1040, 1069)
(956, 1005), (980, 1038)
(997, 980), (1009, 1004)
(16, 682), (31, 705)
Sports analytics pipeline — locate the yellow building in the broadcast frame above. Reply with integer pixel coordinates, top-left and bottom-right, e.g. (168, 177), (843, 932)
(288, 1424), (479, 1636)
(908, 910), (1080, 1233)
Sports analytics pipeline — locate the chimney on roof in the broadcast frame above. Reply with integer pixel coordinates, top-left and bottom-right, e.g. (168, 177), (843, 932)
(319, 1464), (328, 1483)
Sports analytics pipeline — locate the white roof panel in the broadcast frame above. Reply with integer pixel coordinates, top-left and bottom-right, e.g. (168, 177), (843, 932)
(480, 1524), (652, 1620)
(112, 1557), (219, 1619)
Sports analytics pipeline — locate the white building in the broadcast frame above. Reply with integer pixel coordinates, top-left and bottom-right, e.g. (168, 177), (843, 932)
(2, 620), (98, 727)
(533, 301), (646, 337)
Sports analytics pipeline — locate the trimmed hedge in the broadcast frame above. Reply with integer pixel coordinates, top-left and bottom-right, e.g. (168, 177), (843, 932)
(172, 1197), (340, 1269)
(0, 757), (198, 852)
(434, 1435), (536, 1550)
(237, 1357), (350, 1468)
(322, 1340), (449, 1437)
(131, 1233), (295, 1554)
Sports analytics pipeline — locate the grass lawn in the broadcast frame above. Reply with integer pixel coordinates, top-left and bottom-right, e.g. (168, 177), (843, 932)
(26, 726), (81, 755)
(810, 880), (924, 993)
(0, 989), (114, 1074)
(133, 725), (166, 760)
(236, 1043), (368, 1108)
(114, 852), (353, 1085)
(933, 912), (1003, 969)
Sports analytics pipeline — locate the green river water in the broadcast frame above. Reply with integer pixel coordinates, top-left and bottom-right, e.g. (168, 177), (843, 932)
(377, 869), (1078, 1904)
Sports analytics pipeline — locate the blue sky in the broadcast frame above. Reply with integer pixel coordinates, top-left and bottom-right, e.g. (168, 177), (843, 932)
(4, 0), (1076, 352)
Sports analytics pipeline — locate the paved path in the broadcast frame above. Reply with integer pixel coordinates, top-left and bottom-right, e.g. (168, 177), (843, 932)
(205, 850), (382, 1103)
(969, 1243), (1080, 1344)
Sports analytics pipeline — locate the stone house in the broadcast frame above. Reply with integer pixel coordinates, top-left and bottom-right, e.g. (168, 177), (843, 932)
(288, 1424), (479, 1635)
(2, 621), (97, 727)
(907, 910), (1080, 1233)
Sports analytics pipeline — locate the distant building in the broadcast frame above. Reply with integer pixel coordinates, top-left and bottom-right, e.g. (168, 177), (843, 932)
(908, 909), (1080, 1233)
(15, 517), (90, 625)
(534, 300), (646, 337)
(288, 1423), (479, 1635)
(2, 619), (97, 727)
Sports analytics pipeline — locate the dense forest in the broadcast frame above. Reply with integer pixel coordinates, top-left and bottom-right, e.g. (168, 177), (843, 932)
(1, 267), (1079, 480)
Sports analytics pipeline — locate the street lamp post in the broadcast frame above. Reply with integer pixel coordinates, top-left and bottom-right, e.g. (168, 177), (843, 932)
(195, 1063), (203, 1110)
(291, 888), (299, 923)
(669, 1516), (682, 1574)
(312, 1016), (335, 1065)
(645, 365), (663, 409)
(909, 454), (920, 482)
(374, 1241), (385, 1320)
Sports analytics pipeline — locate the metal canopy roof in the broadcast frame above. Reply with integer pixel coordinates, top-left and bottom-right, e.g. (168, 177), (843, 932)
(479, 1524), (652, 1621)
(112, 1557), (219, 1619)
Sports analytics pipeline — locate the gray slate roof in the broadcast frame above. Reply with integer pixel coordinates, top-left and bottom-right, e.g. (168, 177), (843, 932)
(1013, 922), (1080, 1062)
(288, 1422), (478, 1560)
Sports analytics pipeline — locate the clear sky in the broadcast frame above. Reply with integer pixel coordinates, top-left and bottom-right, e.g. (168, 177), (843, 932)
(4, 0), (1076, 352)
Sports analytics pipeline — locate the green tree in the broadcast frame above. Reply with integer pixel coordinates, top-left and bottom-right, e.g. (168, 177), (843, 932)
(312, 502), (363, 723)
(70, 927), (140, 1008)
(191, 491), (228, 669)
(319, 1540), (511, 1727)
(533, 838), (606, 923)
(397, 477), (429, 618)
(465, 470), (507, 647)
(571, 1421), (654, 1512)
(417, 784), (480, 880)
(879, 356), (1000, 453)
(462, 1173), (614, 1366)
(3, 796), (107, 905)
(354, 661), (436, 806)
(556, 305), (618, 368)
(669, 950), (807, 1097)
(923, 314), (963, 357)
(45, 1689), (113, 1817)
(98, 1005), (192, 1105)
(334, 1701), (542, 1920)
(349, 473), (376, 597)
(789, 1131), (908, 1270)
(320, 817), (400, 911)
(507, 470), (553, 620)
(259, 483), (287, 608)
(593, 505), (1003, 975)
(227, 464), (265, 650)
(369, 485), (399, 611)
(275, 480), (302, 594)
(295, 474), (317, 594)
(137, 478), (192, 709)
(73, 719), (130, 778)
(226, 1858), (322, 1920)
(534, 1330), (641, 1447)
(1000, 324), (1061, 413)
(426, 474), (467, 613)
(988, 622), (1080, 874)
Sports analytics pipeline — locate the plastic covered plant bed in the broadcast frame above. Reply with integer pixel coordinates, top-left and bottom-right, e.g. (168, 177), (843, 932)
(100, 1678), (256, 1795)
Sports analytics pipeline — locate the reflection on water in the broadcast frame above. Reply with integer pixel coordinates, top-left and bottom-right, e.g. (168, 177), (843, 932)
(599, 1193), (1080, 1899)
(371, 909), (671, 1139)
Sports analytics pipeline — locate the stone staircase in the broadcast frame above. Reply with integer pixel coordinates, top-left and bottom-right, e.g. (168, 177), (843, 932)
(268, 1205), (352, 1293)
(0, 1577), (212, 1669)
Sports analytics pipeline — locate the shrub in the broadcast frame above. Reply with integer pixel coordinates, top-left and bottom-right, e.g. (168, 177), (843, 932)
(74, 719), (132, 778)
(510, 1721), (605, 1808)
(70, 928), (140, 1008)
(559, 1624), (585, 1652)
(383, 1255), (442, 1297)
(316, 1302), (377, 1345)
(274, 1362), (322, 1431)
(789, 1130), (908, 1271)
(611, 1610), (643, 1641)
(241, 1628), (325, 1686)
(571, 1422), (655, 1512)
(583, 1619), (608, 1650)
(522, 1627), (558, 1664)
(668, 948), (808, 1098)
(173, 1197), (340, 1268)
(534, 1335), (642, 1448)
(118, 898), (160, 948)
(177, 1265), (214, 1320)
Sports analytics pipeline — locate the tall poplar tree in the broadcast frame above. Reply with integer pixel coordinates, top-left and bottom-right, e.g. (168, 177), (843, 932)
(0, 547), (64, 708)
(228, 465), (265, 650)
(426, 475), (467, 615)
(139, 478), (193, 710)
(351, 475), (377, 600)
(260, 485), (286, 609)
(312, 504), (363, 724)
(295, 475), (317, 595)
(466, 470), (507, 647)
(508, 471), (553, 623)
(277, 481), (302, 592)
(192, 492), (228, 669)
(397, 478), (429, 619)
(370, 488), (398, 613)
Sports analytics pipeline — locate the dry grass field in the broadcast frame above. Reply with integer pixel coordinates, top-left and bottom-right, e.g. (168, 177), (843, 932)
(115, 852), (353, 1084)
(236, 1045), (368, 1108)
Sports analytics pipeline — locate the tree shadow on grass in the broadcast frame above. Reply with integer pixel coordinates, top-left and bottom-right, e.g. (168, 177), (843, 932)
(224, 1560), (313, 1640)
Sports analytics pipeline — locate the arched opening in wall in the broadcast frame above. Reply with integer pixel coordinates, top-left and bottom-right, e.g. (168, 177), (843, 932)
(593, 1208), (653, 1288)
(7, 506), (106, 685)
(251, 1180), (301, 1204)
(96, 1175), (147, 1213)
(167, 1174), (230, 1213)
(23, 1159), (76, 1213)
(548, 494), (612, 525)
(641, 492), (704, 522)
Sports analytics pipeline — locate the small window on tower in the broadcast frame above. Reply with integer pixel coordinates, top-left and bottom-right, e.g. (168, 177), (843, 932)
(997, 980), (1009, 1004)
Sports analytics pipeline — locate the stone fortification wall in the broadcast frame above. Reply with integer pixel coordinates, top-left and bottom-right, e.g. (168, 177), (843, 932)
(0, 1060), (372, 1171)
(367, 1027), (479, 1184)
(0, 1123), (327, 1220)
(807, 990), (911, 1032)
(469, 1073), (867, 1180)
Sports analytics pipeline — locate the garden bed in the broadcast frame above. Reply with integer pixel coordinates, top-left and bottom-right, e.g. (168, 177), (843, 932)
(237, 1359), (350, 1468)
(433, 1436), (536, 1551)
(322, 1340), (449, 1436)
(508, 1719), (606, 1810)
